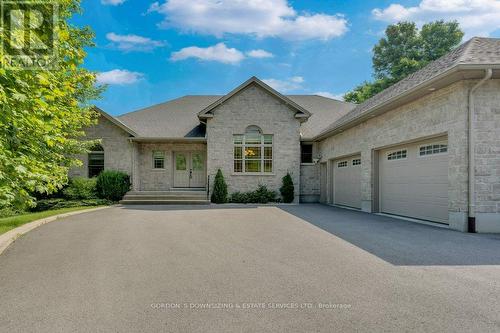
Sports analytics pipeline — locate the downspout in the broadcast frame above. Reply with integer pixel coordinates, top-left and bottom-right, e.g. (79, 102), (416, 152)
(467, 68), (492, 232)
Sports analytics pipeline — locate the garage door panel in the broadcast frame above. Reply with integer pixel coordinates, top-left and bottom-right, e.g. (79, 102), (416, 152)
(379, 138), (448, 224)
(333, 156), (361, 209)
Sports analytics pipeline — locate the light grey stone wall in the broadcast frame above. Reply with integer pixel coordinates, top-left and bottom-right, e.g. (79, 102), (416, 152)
(473, 79), (500, 232)
(318, 81), (470, 231)
(69, 115), (133, 178)
(300, 142), (320, 202)
(137, 143), (206, 191)
(206, 84), (301, 202)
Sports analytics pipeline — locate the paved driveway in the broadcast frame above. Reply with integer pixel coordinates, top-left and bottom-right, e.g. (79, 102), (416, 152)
(1, 204), (500, 332)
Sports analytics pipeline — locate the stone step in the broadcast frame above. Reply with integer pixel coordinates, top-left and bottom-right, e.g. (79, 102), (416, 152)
(125, 190), (206, 196)
(119, 199), (210, 205)
(123, 193), (207, 199)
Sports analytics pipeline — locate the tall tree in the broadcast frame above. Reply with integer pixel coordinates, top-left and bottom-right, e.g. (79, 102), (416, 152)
(344, 21), (463, 104)
(0, 0), (102, 208)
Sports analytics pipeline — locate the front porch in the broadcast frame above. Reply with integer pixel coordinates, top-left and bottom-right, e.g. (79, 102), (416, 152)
(130, 140), (208, 192)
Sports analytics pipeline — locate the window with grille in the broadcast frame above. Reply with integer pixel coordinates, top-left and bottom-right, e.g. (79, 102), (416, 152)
(387, 149), (407, 160)
(338, 161), (348, 168)
(153, 151), (165, 169)
(352, 158), (361, 166)
(419, 144), (447, 156)
(233, 126), (273, 173)
(88, 144), (104, 177)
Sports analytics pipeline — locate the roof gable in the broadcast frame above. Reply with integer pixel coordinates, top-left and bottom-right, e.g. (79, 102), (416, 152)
(197, 76), (311, 121)
(94, 107), (137, 137)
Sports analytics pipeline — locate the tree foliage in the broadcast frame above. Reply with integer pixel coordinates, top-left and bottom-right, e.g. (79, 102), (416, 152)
(211, 169), (228, 204)
(0, 0), (102, 208)
(280, 173), (294, 203)
(344, 21), (464, 104)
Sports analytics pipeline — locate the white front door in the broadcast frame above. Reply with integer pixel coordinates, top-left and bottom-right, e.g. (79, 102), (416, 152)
(173, 151), (206, 188)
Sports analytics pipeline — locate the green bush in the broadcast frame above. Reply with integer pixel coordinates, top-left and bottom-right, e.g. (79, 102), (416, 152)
(96, 170), (130, 201)
(280, 173), (295, 203)
(230, 185), (276, 204)
(211, 169), (228, 204)
(63, 177), (97, 200)
(29, 198), (111, 212)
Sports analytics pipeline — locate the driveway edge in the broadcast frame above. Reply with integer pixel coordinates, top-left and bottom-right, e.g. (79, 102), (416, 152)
(0, 206), (111, 255)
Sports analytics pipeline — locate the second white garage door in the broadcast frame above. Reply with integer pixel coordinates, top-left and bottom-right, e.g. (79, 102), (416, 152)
(379, 137), (448, 224)
(333, 155), (361, 209)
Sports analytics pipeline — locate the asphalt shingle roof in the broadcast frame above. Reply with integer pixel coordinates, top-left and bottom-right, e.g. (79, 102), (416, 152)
(117, 37), (500, 140)
(318, 37), (500, 137)
(117, 94), (353, 139)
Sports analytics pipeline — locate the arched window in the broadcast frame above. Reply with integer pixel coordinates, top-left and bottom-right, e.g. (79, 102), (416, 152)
(233, 126), (273, 173)
(88, 144), (104, 177)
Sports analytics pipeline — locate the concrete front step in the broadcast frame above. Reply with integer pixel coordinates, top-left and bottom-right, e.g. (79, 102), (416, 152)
(120, 190), (209, 205)
(119, 199), (210, 205)
(123, 195), (206, 200)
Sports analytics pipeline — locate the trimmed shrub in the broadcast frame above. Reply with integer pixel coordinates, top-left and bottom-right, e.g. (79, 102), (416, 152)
(230, 185), (276, 204)
(29, 198), (111, 212)
(211, 169), (228, 204)
(96, 170), (130, 201)
(280, 173), (295, 203)
(63, 177), (97, 200)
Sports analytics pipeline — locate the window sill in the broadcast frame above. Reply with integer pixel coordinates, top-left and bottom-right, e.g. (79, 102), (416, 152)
(300, 163), (315, 166)
(231, 173), (275, 176)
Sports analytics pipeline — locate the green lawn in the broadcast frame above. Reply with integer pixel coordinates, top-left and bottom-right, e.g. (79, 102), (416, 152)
(0, 206), (104, 235)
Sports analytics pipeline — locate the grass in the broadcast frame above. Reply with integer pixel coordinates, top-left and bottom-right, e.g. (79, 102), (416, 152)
(0, 206), (104, 235)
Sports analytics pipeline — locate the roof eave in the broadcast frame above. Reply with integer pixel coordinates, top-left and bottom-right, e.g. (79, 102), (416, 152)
(313, 64), (497, 141)
(94, 107), (138, 137)
(129, 137), (207, 143)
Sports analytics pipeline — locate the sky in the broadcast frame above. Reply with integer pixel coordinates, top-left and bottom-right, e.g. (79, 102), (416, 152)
(73, 0), (500, 116)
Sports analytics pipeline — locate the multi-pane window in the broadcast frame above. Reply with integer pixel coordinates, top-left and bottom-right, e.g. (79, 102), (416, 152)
(352, 158), (361, 166)
(153, 151), (165, 169)
(338, 161), (348, 168)
(419, 144), (447, 156)
(88, 144), (104, 177)
(301, 143), (313, 163)
(387, 149), (407, 160)
(234, 126), (273, 173)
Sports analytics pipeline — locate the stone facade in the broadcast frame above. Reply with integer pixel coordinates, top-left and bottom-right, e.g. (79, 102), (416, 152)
(136, 142), (206, 191)
(299, 142), (320, 202)
(205, 84), (301, 202)
(69, 115), (133, 178)
(318, 81), (470, 231)
(473, 80), (500, 232)
(71, 78), (499, 233)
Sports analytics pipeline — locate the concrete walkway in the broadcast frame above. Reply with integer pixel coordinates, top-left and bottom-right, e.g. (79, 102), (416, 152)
(1, 204), (500, 332)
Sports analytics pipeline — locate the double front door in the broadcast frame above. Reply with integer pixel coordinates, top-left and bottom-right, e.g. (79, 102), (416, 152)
(173, 151), (206, 188)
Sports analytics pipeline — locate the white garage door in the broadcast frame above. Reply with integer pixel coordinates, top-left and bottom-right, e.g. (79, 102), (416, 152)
(333, 155), (361, 209)
(379, 138), (448, 224)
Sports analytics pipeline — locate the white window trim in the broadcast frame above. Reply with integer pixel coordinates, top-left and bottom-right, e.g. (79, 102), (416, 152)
(418, 142), (448, 158)
(233, 133), (273, 174)
(387, 148), (408, 161)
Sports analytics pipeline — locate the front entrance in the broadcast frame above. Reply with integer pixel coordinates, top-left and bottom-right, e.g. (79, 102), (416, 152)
(173, 151), (206, 188)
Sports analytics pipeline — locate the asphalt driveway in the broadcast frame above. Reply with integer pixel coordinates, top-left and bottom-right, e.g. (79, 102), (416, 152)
(1, 204), (500, 332)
